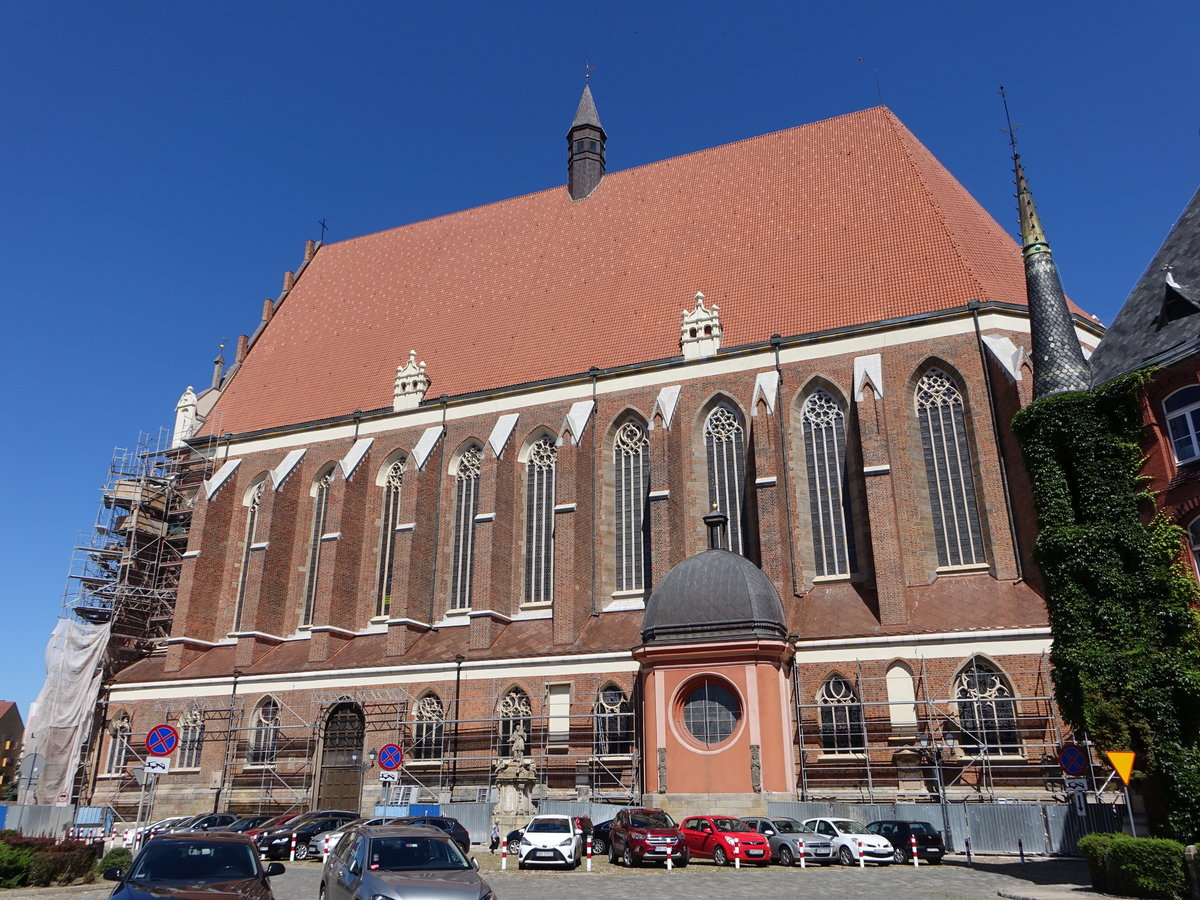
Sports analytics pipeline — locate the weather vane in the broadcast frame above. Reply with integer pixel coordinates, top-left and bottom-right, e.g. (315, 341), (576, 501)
(318, 218), (329, 242)
(1000, 85), (1020, 159)
(585, 55), (595, 81)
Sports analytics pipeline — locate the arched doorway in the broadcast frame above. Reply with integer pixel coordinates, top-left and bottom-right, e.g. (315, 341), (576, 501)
(317, 702), (365, 810)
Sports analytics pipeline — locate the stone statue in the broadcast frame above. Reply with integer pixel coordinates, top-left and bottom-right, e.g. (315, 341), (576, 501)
(510, 724), (526, 762)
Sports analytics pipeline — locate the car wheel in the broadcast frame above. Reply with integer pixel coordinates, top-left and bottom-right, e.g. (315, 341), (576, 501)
(838, 845), (855, 866)
(675, 849), (689, 868)
(893, 846), (907, 864)
(608, 843), (618, 864)
(713, 845), (728, 867)
(294, 842), (309, 861)
(508, 839), (521, 856)
(778, 845), (795, 867)
(591, 836), (607, 855)
(623, 846), (639, 867)
(928, 856), (943, 865)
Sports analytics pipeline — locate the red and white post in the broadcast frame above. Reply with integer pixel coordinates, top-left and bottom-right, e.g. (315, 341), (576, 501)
(911, 833), (919, 867)
(798, 839), (806, 868)
(733, 838), (741, 869)
(501, 840), (508, 871)
(857, 839), (865, 868)
(288, 833), (297, 862)
(586, 835), (592, 872)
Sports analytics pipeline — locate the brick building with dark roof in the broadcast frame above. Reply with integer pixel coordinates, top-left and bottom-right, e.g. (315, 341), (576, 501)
(84, 91), (1105, 826)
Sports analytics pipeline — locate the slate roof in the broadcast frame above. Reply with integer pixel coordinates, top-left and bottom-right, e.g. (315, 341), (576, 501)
(570, 84), (604, 131)
(1090, 187), (1200, 383)
(201, 106), (1081, 437)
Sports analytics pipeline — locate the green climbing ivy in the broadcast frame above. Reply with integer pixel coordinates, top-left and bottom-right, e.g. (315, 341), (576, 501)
(1012, 369), (1200, 841)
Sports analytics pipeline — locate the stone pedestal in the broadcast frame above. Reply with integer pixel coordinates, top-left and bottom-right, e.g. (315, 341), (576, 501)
(493, 757), (538, 837)
(892, 748), (927, 794)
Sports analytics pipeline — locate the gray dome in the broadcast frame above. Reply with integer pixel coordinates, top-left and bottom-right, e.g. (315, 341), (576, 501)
(641, 549), (788, 644)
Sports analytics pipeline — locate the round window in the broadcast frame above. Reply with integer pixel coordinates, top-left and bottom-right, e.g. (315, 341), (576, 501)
(681, 680), (741, 746)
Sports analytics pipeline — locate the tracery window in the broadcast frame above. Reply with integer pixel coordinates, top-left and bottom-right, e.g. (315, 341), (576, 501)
(178, 707), (204, 769)
(817, 675), (865, 753)
(376, 459), (405, 618)
(301, 469), (334, 625)
(614, 421), (650, 591)
(705, 404), (747, 556)
(232, 478), (266, 632)
(682, 679), (741, 747)
(801, 389), (856, 577)
(593, 685), (634, 755)
(524, 438), (556, 605)
(411, 694), (445, 761)
(1165, 386), (1200, 464)
(497, 689), (532, 758)
(106, 714), (131, 774)
(248, 698), (280, 766)
(955, 659), (1020, 753)
(450, 446), (482, 610)
(915, 368), (986, 567)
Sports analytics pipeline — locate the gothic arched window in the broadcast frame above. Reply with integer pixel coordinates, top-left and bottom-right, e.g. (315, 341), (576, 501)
(817, 675), (865, 753)
(705, 404), (747, 556)
(614, 421), (650, 591)
(411, 694), (445, 761)
(450, 445), (482, 610)
(915, 369), (986, 567)
(1165, 386), (1200, 464)
(302, 467), (335, 625)
(178, 707), (204, 769)
(106, 714), (131, 773)
(801, 389), (856, 577)
(497, 689), (532, 758)
(248, 698), (280, 766)
(376, 458), (405, 617)
(955, 659), (1019, 753)
(232, 477), (266, 632)
(524, 437), (557, 605)
(593, 685), (634, 755)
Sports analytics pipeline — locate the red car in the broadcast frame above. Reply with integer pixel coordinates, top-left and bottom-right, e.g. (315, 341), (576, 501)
(680, 815), (771, 866)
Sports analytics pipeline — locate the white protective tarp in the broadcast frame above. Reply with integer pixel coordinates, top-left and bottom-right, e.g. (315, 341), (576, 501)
(19, 617), (110, 805)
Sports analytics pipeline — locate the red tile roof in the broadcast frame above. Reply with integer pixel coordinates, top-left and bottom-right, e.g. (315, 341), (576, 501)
(204, 107), (1051, 436)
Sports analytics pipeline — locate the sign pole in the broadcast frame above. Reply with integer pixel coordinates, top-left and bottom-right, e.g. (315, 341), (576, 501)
(1124, 785), (1137, 837)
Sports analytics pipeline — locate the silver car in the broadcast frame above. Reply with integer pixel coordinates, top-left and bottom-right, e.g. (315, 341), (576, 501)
(321, 823), (494, 900)
(741, 816), (835, 865)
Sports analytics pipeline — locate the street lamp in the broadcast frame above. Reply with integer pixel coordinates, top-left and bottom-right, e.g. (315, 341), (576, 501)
(450, 654), (465, 794)
(917, 731), (956, 852)
(351, 749), (377, 772)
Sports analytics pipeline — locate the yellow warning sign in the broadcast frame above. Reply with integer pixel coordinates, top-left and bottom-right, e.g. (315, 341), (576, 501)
(1106, 751), (1136, 785)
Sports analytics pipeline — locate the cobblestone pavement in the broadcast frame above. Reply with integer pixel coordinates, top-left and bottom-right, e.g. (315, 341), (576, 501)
(10, 854), (1124, 900)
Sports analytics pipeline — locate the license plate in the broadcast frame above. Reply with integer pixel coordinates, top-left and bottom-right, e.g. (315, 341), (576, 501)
(746, 849), (763, 856)
(535, 850), (555, 857)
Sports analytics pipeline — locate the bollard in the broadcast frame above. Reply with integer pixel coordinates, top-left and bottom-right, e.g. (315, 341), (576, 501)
(798, 839), (805, 869)
(733, 838), (741, 869)
(501, 841), (508, 871)
(858, 839), (865, 868)
(586, 836), (592, 872)
(289, 833), (297, 862)
(965, 837), (973, 867)
(911, 833), (919, 867)
(1018, 837), (1025, 864)
(323, 836), (330, 861)
(666, 849), (673, 872)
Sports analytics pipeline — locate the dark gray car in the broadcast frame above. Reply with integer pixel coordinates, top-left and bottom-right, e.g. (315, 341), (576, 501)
(742, 816), (836, 866)
(321, 823), (494, 900)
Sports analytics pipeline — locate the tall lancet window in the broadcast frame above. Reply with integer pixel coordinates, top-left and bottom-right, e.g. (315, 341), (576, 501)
(705, 404), (747, 556)
(817, 675), (865, 753)
(376, 459), (405, 618)
(802, 389), (856, 577)
(232, 478), (266, 632)
(179, 707), (205, 769)
(955, 658), (1019, 753)
(411, 693), (445, 760)
(301, 468), (334, 625)
(106, 714), (131, 773)
(524, 437), (556, 605)
(614, 421), (650, 591)
(916, 369), (986, 567)
(450, 445), (482, 610)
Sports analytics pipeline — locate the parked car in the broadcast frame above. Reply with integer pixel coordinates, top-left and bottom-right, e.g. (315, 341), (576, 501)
(866, 819), (946, 864)
(506, 814), (592, 857)
(802, 817), (894, 866)
(517, 813), (584, 869)
(257, 810), (360, 860)
(741, 815), (835, 866)
(243, 813), (305, 839)
(222, 815), (275, 834)
(679, 815), (770, 866)
(166, 814), (208, 832)
(178, 813), (241, 832)
(308, 816), (396, 857)
(321, 823), (494, 900)
(393, 815), (471, 853)
(103, 831), (285, 899)
(607, 807), (688, 867)
(588, 819), (614, 855)
(144, 816), (191, 838)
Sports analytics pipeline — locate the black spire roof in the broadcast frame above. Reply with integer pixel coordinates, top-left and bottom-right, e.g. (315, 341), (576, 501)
(566, 84), (606, 201)
(571, 84), (604, 131)
(1089, 187), (1200, 384)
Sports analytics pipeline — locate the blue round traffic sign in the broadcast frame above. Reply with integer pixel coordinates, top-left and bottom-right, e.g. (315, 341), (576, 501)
(1059, 744), (1088, 777)
(146, 724), (179, 757)
(378, 744), (403, 771)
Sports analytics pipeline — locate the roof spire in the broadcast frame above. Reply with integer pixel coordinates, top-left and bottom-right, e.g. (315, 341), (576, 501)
(1001, 86), (1090, 399)
(567, 83), (606, 200)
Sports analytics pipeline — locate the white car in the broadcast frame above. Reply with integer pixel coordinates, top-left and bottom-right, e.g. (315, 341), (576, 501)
(309, 816), (396, 857)
(518, 814), (583, 869)
(801, 817), (894, 866)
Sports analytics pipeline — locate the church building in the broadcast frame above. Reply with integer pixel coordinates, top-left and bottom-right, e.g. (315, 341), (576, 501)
(82, 88), (1104, 824)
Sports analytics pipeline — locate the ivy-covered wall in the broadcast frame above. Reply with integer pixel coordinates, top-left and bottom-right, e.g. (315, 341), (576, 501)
(1013, 370), (1200, 841)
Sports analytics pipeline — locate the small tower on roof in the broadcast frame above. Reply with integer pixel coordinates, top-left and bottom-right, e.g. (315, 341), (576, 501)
(1005, 94), (1090, 399)
(567, 84), (606, 200)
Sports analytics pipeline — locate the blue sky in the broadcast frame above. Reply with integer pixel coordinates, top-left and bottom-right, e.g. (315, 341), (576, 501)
(2, 1), (1197, 724)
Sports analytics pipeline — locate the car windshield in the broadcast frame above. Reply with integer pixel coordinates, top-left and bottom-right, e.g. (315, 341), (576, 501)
(129, 841), (259, 882)
(714, 818), (749, 833)
(907, 822), (936, 835)
(770, 819), (810, 834)
(833, 821), (870, 835)
(629, 811), (675, 828)
(527, 819), (570, 833)
(368, 836), (469, 871)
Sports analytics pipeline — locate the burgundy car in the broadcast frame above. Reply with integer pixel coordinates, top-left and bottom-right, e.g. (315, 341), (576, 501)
(680, 815), (770, 866)
(607, 807), (688, 867)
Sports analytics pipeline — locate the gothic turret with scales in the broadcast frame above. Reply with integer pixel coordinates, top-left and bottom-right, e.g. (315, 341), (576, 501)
(567, 84), (606, 200)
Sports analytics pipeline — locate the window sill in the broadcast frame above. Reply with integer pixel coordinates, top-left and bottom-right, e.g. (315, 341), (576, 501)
(519, 601), (553, 611)
(935, 563), (991, 575)
(811, 574), (852, 584)
(815, 752), (868, 762)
